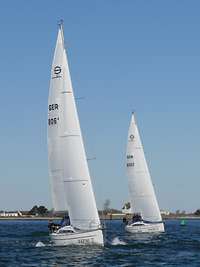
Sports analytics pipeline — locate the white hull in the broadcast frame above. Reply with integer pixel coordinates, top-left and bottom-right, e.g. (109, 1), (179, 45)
(125, 222), (164, 233)
(50, 228), (104, 246)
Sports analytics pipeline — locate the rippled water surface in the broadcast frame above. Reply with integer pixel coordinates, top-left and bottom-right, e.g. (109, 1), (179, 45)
(1, 219), (200, 266)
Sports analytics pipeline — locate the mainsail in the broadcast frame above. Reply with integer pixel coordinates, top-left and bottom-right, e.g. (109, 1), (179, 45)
(126, 113), (162, 222)
(48, 24), (100, 230)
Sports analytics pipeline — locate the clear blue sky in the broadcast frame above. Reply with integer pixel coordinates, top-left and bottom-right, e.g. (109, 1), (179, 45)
(0, 1), (199, 212)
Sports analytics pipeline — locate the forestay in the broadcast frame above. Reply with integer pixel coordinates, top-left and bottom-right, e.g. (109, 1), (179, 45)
(126, 113), (162, 222)
(48, 25), (100, 230)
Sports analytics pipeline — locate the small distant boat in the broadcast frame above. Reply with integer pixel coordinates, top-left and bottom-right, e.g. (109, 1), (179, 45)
(47, 22), (103, 246)
(125, 113), (164, 233)
(180, 219), (186, 226)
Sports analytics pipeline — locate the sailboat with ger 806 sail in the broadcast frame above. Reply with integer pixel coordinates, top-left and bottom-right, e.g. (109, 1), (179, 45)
(47, 21), (104, 246)
(125, 113), (164, 233)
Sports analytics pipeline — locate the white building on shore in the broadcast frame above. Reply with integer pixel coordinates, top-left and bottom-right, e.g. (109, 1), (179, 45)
(160, 210), (170, 216)
(0, 211), (22, 217)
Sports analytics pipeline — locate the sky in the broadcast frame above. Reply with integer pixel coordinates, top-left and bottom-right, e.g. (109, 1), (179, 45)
(0, 0), (199, 212)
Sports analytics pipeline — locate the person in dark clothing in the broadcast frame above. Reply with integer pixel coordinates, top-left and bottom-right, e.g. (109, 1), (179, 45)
(132, 213), (142, 223)
(48, 220), (60, 233)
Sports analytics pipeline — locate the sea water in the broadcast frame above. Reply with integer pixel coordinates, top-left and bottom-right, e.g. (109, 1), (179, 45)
(1, 219), (200, 266)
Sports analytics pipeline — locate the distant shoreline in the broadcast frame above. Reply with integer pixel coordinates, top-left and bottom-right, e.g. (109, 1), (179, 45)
(0, 215), (200, 220)
(0, 216), (62, 220)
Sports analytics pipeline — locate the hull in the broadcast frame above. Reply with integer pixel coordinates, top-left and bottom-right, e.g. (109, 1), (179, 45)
(125, 222), (164, 233)
(50, 228), (104, 246)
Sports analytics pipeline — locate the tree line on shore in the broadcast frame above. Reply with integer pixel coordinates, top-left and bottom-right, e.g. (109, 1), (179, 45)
(26, 202), (200, 217)
(2, 200), (200, 217)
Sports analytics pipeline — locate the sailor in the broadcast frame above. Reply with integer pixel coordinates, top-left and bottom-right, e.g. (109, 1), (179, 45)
(132, 213), (142, 223)
(48, 219), (60, 233)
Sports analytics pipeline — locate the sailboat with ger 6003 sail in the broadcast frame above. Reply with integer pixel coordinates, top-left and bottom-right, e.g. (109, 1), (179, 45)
(125, 112), (164, 233)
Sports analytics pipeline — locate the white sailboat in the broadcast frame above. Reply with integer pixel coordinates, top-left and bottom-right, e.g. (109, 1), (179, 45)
(125, 113), (164, 233)
(48, 22), (104, 246)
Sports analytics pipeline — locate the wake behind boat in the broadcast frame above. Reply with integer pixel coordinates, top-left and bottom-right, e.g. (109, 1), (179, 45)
(47, 22), (103, 246)
(125, 113), (164, 233)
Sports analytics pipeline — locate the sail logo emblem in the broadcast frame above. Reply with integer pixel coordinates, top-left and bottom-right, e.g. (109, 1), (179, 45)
(130, 134), (134, 141)
(54, 66), (61, 75)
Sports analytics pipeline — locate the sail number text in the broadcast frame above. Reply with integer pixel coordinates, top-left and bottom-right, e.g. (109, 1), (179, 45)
(78, 238), (94, 244)
(49, 104), (58, 111)
(127, 154), (134, 167)
(127, 162), (134, 167)
(48, 104), (59, 126)
(48, 117), (59, 125)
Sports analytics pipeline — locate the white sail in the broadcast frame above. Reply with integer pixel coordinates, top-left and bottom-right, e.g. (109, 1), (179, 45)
(126, 113), (162, 222)
(48, 25), (100, 230)
(48, 27), (67, 211)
